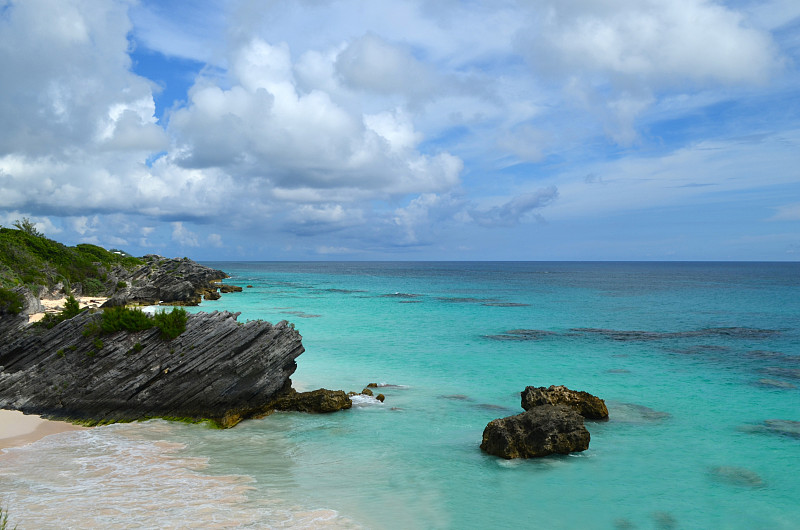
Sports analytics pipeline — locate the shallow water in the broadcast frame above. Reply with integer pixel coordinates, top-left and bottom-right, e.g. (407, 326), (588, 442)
(2, 262), (799, 528)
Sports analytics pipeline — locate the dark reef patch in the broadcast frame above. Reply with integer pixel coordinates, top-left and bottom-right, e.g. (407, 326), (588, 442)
(484, 329), (557, 341)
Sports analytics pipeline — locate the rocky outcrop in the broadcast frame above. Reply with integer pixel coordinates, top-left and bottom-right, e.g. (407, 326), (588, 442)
(521, 385), (609, 420)
(480, 404), (590, 459)
(0, 310), (303, 427)
(270, 388), (353, 413)
(481, 385), (608, 459)
(103, 255), (232, 307)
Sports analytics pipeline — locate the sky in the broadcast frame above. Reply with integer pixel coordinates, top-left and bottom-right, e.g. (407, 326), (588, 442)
(1, 0), (799, 261)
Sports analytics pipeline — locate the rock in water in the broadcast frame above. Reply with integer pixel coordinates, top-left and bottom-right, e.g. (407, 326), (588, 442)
(271, 388), (352, 413)
(480, 404), (590, 459)
(0, 310), (303, 427)
(521, 385), (609, 420)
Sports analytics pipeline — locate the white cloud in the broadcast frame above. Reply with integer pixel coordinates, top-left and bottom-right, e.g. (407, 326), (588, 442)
(770, 203), (800, 221)
(171, 221), (199, 247)
(516, 0), (782, 143)
(169, 37), (462, 199)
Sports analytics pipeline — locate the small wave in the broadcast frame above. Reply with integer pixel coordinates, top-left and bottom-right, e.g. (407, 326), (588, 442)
(0, 421), (362, 528)
(349, 394), (383, 407)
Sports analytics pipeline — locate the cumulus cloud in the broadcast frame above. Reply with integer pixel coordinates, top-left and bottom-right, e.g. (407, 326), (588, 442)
(0, 0), (794, 260)
(335, 33), (438, 100)
(168, 38), (462, 200)
(516, 0), (781, 143)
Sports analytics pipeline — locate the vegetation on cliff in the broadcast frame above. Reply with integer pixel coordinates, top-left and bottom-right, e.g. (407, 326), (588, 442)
(0, 219), (142, 293)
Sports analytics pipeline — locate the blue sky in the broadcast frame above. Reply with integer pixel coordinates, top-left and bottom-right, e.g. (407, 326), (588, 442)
(1, 0), (798, 260)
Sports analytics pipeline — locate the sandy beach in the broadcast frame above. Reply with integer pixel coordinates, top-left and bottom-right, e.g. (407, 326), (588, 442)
(0, 409), (88, 450)
(28, 295), (108, 324)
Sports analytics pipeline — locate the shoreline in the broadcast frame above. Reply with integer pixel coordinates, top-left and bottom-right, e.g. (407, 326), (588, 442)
(28, 295), (108, 324)
(0, 409), (89, 450)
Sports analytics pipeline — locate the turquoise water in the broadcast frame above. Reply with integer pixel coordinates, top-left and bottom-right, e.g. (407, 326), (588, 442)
(2, 262), (799, 529)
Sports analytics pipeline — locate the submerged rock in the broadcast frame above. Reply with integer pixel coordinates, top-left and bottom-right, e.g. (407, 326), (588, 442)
(0, 310), (303, 427)
(480, 404), (590, 459)
(709, 466), (764, 488)
(521, 385), (609, 420)
(762, 419), (800, 439)
(607, 402), (671, 423)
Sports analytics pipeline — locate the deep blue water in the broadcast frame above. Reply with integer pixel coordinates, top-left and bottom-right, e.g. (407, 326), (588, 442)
(2, 262), (799, 529)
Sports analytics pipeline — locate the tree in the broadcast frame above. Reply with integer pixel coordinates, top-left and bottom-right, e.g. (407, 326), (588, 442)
(13, 217), (43, 237)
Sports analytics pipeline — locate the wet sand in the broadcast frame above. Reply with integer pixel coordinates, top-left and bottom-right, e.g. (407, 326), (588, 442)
(0, 409), (88, 450)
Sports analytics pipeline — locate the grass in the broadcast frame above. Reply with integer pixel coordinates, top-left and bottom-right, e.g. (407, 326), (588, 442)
(0, 505), (16, 530)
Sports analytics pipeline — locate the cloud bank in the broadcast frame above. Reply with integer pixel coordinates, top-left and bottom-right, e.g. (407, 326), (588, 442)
(0, 0), (797, 259)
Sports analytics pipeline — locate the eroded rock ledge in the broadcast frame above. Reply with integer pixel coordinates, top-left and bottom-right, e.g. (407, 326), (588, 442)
(0, 310), (307, 427)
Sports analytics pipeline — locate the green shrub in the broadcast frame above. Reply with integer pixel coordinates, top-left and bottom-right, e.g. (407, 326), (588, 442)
(82, 277), (105, 295)
(153, 307), (188, 340)
(62, 295), (81, 318)
(100, 306), (153, 334)
(0, 287), (23, 315)
(116, 280), (127, 289)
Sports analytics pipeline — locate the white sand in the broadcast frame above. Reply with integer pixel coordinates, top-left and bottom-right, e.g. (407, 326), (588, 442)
(0, 409), (88, 450)
(28, 295), (108, 323)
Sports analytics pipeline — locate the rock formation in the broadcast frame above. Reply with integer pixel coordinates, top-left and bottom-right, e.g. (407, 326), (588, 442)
(481, 385), (607, 459)
(0, 310), (305, 427)
(102, 255), (239, 307)
(480, 404), (590, 458)
(270, 388), (352, 413)
(521, 385), (609, 420)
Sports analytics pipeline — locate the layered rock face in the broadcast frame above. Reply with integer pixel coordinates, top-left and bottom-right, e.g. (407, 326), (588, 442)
(521, 385), (609, 420)
(0, 310), (304, 427)
(480, 405), (590, 459)
(481, 385), (607, 459)
(104, 255), (238, 307)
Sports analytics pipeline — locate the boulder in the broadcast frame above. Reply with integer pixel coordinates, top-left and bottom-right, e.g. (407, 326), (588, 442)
(271, 388), (352, 413)
(521, 385), (609, 420)
(480, 404), (590, 459)
(13, 286), (43, 316)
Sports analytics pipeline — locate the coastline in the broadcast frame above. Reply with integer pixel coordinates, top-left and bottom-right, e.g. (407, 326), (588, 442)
(0, 409), (88, 450)
(27, 295), (108, 324)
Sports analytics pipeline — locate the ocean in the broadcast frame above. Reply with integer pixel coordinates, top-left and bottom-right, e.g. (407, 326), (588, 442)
(2, 262), (799, 529)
